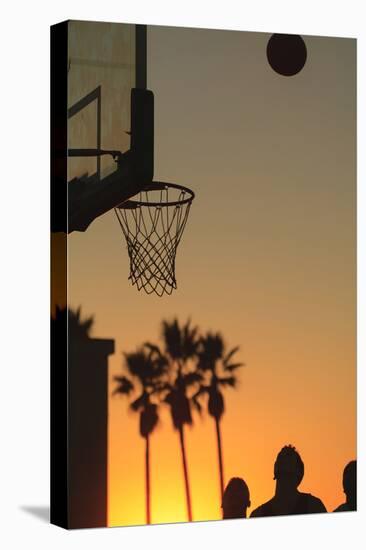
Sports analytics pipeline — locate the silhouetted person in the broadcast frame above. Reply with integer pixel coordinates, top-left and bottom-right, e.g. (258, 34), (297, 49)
(222, 477), (251, 519)
(334, 460), (357, 512)
(250, 445), (327, 517)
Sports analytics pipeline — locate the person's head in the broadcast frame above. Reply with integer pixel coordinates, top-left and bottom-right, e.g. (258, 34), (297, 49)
(342, 460), (356, 509)
(273, 445), (304, 489)
(222, 477), (251, 519)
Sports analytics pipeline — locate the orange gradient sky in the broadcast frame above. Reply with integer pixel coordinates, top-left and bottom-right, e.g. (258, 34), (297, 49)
(66, 22), (356, 526)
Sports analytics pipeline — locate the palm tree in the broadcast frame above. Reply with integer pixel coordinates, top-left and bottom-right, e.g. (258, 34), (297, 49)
(147, 318), (201, 522)
(68, 306), (94, 337)
(195, 332), (244, 504)
(52, 306), (94, 338)
(113, 347), (168, 524)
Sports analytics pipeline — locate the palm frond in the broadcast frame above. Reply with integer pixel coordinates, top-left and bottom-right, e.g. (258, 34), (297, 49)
(124, 347), (168, 386)
(192, 385), (210, 399)
(161, 318), (199, 363)
(191, 384), (210, 415)
(150, 381), (171, 398)
(197, 332), (225, 372)
(223, 346), (240, 366)
(153, 355), (170, 376)
(162, 318), (182, 360)
(224, 362), (244, 372)
(191, 396), (203, 414)
(144, 342), (164, 357)
(112, 375), (134, 396)
(218, 376), (237, 388)
(182, 319), (199, 359)
(124, 350), (149, 379)
(130, 393), (148, 411)
(182, 371), (203, 387)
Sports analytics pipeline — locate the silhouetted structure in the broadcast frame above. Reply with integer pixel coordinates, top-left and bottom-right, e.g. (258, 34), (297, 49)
(222, 477), (251, 519)
(334, 460), (357, 512)
(251, 445), (327, 518)
(52, 307), (114, 529)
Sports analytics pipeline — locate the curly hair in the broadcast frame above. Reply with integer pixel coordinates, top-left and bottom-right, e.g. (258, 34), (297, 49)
(273, 444), (304, 485)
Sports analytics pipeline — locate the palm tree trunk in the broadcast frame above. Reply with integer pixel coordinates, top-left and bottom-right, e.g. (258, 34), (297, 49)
(215, 417), (224, 503)
(178, 426), (193, 521)
(145, 434), (151, 524)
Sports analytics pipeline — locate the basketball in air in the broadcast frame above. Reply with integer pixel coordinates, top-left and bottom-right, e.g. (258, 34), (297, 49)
(266, 34), (307, 76)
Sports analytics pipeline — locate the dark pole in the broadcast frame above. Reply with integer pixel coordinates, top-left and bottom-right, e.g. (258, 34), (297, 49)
(145, 434), (151, 525)
(179, 426), (193, 521)
(215, 418), (225, 503)
(136, 25), (147, 89)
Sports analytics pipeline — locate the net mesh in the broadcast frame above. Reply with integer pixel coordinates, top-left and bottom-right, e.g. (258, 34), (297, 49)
(115, 183), (194, 296)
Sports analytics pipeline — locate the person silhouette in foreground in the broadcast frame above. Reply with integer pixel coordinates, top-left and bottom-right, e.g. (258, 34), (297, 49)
(250, 445), (327, 517)
(334, 460), (357, 512)
(222, 477), (251, 519)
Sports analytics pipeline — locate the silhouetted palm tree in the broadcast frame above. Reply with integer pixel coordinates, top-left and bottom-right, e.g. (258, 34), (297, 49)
(113, 347), (168, 524)
(195, 332), (244, 503)
(52, 306), (94, 338)
(146, 319), (201, 522)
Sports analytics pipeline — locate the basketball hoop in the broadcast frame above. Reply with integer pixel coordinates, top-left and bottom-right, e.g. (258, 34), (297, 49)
(115, 182), (195, 296)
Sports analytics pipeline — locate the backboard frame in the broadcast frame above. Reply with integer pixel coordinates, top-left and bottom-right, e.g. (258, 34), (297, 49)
(51, 22), (152, 234)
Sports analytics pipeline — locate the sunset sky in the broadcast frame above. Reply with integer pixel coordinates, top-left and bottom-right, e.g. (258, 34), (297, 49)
(66, 22), (356, 526)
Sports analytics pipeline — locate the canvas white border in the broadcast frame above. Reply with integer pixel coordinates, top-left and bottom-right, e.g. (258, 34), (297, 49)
(0, 1), (363, 549)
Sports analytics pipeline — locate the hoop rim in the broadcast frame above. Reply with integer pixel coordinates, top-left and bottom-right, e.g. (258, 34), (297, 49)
(116, 181), (195, 209)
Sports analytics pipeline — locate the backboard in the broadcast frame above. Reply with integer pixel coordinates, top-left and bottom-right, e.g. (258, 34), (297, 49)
(56, 21), (153, 233)
(68, 20), (135, 185)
